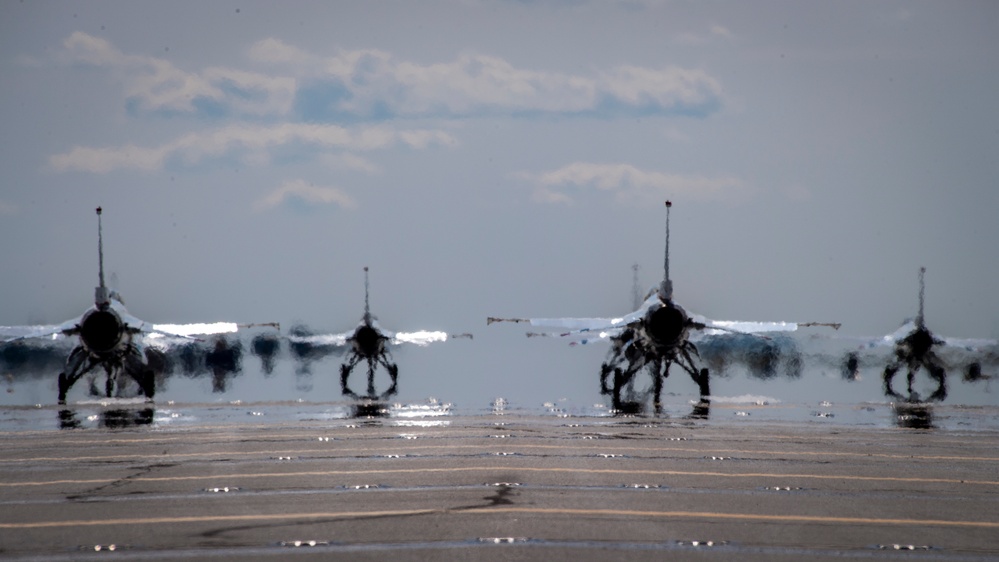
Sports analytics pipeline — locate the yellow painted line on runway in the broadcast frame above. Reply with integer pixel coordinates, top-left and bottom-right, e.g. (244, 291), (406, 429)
(1, 505), (997, 530)
(2, 442), (997, 464)
(468, 507), (999, 529)
(0, 508), (436, 529)
(1, 465), (996, 488)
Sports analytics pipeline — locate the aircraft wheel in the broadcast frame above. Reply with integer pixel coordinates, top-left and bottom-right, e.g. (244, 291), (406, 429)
(140, 370), (156, 401)
(57, 372), (70, 404)
(697, 368), (711, 399)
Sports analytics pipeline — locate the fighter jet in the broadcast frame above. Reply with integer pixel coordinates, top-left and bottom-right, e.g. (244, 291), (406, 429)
(0, 208), (273, 403)
(840, 267), (996, 403)
(288, 267), (470, 400)
(489, 201), (838, 411)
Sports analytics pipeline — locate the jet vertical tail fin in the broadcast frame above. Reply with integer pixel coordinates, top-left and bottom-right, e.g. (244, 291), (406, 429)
(659, 201), (673, 300)
(916, 266), (926, 329)
(94, 207), (110, 308)
(632, 263), (641, 310)
(363, 267), (372, 324)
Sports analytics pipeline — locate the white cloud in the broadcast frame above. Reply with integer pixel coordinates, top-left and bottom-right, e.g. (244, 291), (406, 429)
(59, 32), (294, 116)
(253, 179), (357, 212)
(247, 38), (316, 66)
(396, 129), (460, 149)
(600, 65), (721, 109)
(61, 32), (218, 113)
(57, 33), (723, 121)
(388, 53), (598, 115)
(312, 50), (720, 118)
(531, 187), (574, 205)
(49, 123), (456, 173)
(320, 153), (380, 174)
(202, 66), (297, 116)
(524, 162), (747, 204)
(60, 32), (126, 66)
(49, 144), (166, 173)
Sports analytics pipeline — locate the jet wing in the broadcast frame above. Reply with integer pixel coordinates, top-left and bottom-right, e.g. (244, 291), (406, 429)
(287, 330), (352, 348)
(391, 330), (450, 346)
(689, 314), (801, 340)
(535, 317), (803, 346)
(141, 321), (240, 340)
(106, 300), (241, 340)
(0, 323), (71, 342)
(488, 294), (658, 342)
(757, 318), (998, 384)
(360, 316), (462, 346)
(490, 293), (820, 345)
(287, 328), (454, 369)
(288, 323), (460, 348)
(3, 306), (264, 351)
(819, 319), (996, 355)
(284, 326), (351, 364)
(505, 319), (634, 345)
(863, 320), (995, 351)
(0, 314), (85, 343)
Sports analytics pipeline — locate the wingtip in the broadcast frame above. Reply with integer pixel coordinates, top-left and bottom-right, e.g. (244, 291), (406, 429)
(487, 317), (527, 325)
(799, 321), (842, 330)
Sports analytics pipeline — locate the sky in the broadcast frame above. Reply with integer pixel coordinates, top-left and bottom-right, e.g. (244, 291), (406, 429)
(1, 1), (997, 407)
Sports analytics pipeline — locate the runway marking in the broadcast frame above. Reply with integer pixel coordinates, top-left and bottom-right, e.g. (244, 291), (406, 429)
(467, 507), (999, 529)
(0, 509), (437, 529)
(5, 423), (998, 460)
(3, 443), (998, 464)
(2, 465), (996, 488)
(1, 505), (997, 530)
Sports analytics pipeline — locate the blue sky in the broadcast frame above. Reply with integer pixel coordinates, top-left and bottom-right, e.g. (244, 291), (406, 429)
(1, 1), (996, 405)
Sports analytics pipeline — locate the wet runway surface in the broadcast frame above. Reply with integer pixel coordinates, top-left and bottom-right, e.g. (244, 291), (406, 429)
(2, 400), (999, 560)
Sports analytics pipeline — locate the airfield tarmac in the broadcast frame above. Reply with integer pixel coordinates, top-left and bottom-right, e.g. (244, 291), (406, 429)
(1, 399), (998, 561)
